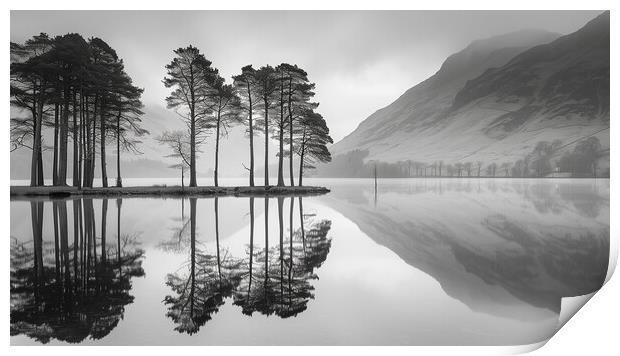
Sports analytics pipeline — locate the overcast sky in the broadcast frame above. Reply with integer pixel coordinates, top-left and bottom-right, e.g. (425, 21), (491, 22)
(10, 10), (601, 175)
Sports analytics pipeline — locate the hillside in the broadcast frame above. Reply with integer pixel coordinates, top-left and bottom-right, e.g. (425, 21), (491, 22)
(326, 12), (609, 175)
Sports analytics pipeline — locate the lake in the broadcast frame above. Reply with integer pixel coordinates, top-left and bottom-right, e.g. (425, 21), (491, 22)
(10, 178), (610, 345)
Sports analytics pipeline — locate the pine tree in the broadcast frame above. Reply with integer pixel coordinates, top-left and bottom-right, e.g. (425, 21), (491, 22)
(232, 65), (259, 187)
(164, 46), (219, 187)
(206, 78), (241, 187)
(254, 66), (278, 187)
(294, 109), (332, 186)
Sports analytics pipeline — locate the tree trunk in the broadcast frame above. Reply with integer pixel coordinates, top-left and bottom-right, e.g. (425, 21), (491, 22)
(287, 78), (294, 187)
(84, 95), (97, 188)
(189, 114), (196, 187)
(79, 93), (85, 187)
(72, 90), (80, 187)
(248, 84), (254, 187)
(37, 143), (44, 186)
(116, 112), (122, 187)
(58, 88), (69, 186)
(53, 102), (59, 185)
(214, 109), (221, 187)
(298, 148), (304, 187)
(31, 84), (44, 187)
(189, 68), (197, 188)
(298, 132), (306, 186)
(264, 101), (269, 187)
(277, 80), (285, 187)
(90, 100), (97, 187)
(83, 96), (90, 187)
(100, 106), (108, 188)
(29, 98), (38, 186)
(277, 122), (284, 186)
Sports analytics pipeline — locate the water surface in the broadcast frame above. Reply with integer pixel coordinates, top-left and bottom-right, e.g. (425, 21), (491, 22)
(10, 178), (610, 345)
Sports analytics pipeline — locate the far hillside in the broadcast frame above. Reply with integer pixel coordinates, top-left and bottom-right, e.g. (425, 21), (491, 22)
(320, 11), (609, 178)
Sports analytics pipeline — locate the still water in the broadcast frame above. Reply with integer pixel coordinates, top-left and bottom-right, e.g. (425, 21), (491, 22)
(10, 179), (610, 345)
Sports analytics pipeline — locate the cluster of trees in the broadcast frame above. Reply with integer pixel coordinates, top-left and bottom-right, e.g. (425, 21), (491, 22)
(160, 196), (332, 333)
(10, 33), (147, 188)
(319, 137), (607, 179)
(10, 198), (145, 343)
(160, 46), (333, 188)
(504, 137), (605, 178)
(557, 137), (605, 177)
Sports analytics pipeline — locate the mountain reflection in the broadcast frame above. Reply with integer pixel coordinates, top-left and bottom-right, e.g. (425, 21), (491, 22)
(322, 179), (609, 319)
(161, 196), (332, 334)
(10, 199), (145, 344)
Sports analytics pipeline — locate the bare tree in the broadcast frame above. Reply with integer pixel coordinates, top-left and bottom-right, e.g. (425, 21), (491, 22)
(157, 130), (192, 187)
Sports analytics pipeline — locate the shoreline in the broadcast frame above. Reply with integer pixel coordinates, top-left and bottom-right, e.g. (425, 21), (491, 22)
(10, 185), (330, 199)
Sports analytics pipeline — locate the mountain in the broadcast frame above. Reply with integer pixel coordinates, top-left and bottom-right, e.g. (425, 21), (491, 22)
(327, 12), (609, 172)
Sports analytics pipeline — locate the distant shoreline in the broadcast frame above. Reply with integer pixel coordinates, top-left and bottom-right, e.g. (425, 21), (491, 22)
(10, 185), (330, 199)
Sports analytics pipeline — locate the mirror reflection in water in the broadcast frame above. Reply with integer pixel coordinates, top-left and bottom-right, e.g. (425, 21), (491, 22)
(10, 179), (609, 345)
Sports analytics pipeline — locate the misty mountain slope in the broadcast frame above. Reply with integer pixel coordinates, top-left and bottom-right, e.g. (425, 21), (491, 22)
(447, 11), (610, 161)
(329, 12), (609, 166)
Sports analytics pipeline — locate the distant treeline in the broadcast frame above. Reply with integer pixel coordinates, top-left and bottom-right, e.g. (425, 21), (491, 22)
(318, 137), (608, 178)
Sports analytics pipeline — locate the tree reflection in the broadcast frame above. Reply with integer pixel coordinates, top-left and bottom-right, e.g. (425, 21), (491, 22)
(158, 197), (192, 253)
(163, 197), (243, 334)
(234, 197), (332, 318)
(232, 197), (279, 316)
(12, 195), (333, 342)
(163, 196), (333, 332)
(10, 198), (145, 344)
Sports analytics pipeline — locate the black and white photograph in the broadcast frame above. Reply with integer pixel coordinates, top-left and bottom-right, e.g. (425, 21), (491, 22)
(6, 2), (616, 353)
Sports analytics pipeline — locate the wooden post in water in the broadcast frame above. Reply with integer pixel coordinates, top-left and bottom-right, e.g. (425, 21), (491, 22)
(374, 164), (378, 206)
(374, 164), (377, 189)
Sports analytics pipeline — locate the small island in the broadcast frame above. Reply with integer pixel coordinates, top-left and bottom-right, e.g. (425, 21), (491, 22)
(11, 38), (333, 196)
(10, 184), (330, 199)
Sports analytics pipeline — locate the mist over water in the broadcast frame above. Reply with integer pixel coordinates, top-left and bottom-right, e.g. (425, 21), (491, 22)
(10, 178), (609, 345)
